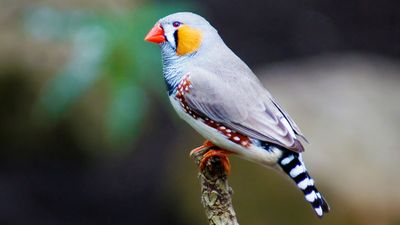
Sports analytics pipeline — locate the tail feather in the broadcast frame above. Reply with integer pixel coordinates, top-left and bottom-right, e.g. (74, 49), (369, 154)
(278, 151), (330, 217)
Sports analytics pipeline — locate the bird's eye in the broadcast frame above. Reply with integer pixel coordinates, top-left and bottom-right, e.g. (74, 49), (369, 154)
(172, 21), (181, 28)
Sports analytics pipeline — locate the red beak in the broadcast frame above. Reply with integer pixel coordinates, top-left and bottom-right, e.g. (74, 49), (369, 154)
(144, 23), (166, 44)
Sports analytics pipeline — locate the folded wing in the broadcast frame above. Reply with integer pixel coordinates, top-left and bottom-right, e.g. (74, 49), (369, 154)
(184, 70), (305, 152)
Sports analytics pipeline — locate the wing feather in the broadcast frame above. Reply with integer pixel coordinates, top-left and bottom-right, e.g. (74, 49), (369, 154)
(184, 70), (305, 152)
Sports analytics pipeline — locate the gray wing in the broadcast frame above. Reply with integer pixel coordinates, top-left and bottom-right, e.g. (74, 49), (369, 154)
(185, 69), (305, 152)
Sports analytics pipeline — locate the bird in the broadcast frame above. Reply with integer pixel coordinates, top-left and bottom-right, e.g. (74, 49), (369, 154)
(144, 12), (330, 218)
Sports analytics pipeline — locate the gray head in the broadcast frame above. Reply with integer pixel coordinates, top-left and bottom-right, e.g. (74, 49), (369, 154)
(145, 12), (220, 57)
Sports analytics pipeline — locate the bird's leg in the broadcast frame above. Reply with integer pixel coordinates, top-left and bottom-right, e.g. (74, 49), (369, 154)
(190, 140), (232, 175)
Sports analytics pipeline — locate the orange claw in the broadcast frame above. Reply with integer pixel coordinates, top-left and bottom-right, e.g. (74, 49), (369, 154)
(189, 140), (215, 156)
(199, 149), (231, 175)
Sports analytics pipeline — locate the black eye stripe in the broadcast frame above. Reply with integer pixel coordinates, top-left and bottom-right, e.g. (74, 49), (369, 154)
(173, 30), (178, 49)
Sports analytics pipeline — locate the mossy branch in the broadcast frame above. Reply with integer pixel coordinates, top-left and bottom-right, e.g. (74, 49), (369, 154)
(191, 148), (239, 225)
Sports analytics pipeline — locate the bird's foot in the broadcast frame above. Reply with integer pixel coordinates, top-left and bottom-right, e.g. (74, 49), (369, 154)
(199, 149), (231, 175)
(190, 140), (231, 175)
(189, 140), (215, 157)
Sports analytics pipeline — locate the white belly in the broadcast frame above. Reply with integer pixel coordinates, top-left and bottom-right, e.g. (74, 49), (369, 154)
(169, 96), (282, 167)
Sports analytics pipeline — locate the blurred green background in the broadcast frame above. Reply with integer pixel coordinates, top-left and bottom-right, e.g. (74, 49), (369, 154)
(1, 0), (400, 225)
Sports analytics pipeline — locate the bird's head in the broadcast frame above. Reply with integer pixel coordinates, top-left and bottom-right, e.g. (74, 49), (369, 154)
(145, 12), (217, 57)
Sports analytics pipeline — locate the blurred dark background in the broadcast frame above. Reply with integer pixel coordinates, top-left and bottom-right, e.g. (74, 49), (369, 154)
(1, 0), (399, 225)
(205, 0), (400, 65)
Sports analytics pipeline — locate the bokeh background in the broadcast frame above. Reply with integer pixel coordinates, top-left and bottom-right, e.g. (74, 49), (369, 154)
(1, 0), (399, 224)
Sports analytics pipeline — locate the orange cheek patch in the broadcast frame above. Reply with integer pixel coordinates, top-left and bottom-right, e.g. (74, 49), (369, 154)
(176, 25), (203, 56)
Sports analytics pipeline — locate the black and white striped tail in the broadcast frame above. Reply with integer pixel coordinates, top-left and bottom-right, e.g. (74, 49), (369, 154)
(278, 151), (330, 217)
